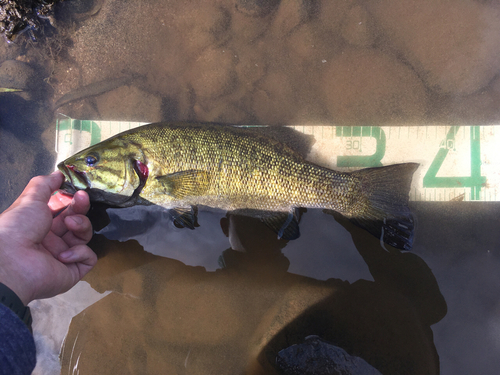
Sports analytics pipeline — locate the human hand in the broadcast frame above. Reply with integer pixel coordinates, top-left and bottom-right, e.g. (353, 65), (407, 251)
(0, 171), (97, 305)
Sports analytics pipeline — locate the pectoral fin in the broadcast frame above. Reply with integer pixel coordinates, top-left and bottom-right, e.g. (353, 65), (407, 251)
(156, 170), (211, 199)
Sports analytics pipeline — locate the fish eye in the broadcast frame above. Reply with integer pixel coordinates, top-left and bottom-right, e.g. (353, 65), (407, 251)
(84, 153), (99, 167)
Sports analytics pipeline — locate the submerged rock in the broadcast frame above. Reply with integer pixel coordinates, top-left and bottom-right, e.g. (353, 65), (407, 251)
(270, 0), (316, 38)
(171, 3), (231, 54)
(276, 335), (382, 375)
(230, 8), (272, 43)
(0, 59), (36, 90)
(189, 47), (238, 101)
(235, 47), (267, 89)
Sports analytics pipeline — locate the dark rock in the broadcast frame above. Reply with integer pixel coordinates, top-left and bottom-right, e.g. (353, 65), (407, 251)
(56, 0), (97, 15)
(0, 0), (61, 41)
(276, 335), (382, 375)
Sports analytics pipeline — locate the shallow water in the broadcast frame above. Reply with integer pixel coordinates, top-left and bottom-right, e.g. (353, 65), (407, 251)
(1, 0), (500, 374)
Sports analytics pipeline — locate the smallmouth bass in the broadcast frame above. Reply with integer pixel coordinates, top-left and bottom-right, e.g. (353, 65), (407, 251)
(58, 122), (418, 250)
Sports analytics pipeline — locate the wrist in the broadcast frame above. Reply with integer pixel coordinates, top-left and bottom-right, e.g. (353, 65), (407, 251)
(0, 235), (36, 306)
(0, 269), (33, 306)
(0, 282), (32, 332)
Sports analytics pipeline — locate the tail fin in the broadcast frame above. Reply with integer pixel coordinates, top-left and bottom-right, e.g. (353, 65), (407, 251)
(348, 163), (419, 251)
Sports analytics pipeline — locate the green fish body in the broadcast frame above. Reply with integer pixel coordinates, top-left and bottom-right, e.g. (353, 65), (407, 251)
(58, 122), (418, 250)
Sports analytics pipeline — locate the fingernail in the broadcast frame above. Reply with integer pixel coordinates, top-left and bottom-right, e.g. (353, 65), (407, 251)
(69, 216), (83, 225)
(59, 250), (74, 261)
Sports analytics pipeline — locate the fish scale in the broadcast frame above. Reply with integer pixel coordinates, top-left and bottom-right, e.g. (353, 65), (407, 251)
(123, 124), (338, 211)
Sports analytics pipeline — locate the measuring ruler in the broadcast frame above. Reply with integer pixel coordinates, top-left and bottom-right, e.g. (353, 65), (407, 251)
(55, 117), (499, 202)
(290, 125), (498, 202)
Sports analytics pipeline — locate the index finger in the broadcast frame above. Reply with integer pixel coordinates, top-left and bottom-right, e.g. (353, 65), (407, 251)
(2, 172), (65, 215)
(20, 171), (65, 205)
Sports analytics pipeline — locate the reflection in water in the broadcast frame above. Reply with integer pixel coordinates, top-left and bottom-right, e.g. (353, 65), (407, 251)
(60, 208), (446, 374)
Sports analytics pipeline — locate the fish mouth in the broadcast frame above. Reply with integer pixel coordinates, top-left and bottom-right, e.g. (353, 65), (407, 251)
(59, 181), (77, 196)
(57, 162), (90, 193)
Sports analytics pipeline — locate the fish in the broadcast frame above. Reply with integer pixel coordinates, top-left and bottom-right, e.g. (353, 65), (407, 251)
(52, 74), (141, 111)
(57, 122), (419, 250)
(0, 88), (23, 93)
